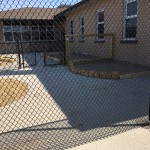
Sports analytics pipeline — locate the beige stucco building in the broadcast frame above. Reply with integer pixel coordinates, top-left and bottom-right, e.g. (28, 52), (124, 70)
(60, 0), (150, 66)
(0, 0), (150, 66)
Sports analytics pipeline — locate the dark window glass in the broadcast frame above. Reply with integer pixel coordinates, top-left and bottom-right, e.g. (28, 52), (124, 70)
(32, 31), (39, 41)
(22, 33), (31, 41)
(98, 24), (104, 39)
(22, 26), (31, 41)
(98, 11), (104, 22)
(4, 26), (11, 32)
(47, 26), (53, 31)
(47, 31), (54, 40)
(20, 21), (29, 26)
(60, 29), (65, 40)
(80, 18), (84, 39)
(127, 1), (137, 16)
(81, 27), (84, 35)
(70, 21), (73, 40)
(39, 26), (47, 40)
(3, 21), (11, 25)
(80, 27), (84, 40)
(12, 26), (20, 32)
(70, 21), (73, 28)
(81, 18), (84, 26)
(32, 26), (38, 31)
(47, 26), (54, 40)
(125, 18), (137, 38)
(40, 32), (47, 40)
(70, 29), (73, 40)
(70, 28), (73, 35)
(12, 21), (20, 26)
(13, 32), (21, 41)
(4, 33), (13, 42)
(22, 26), (29, 32)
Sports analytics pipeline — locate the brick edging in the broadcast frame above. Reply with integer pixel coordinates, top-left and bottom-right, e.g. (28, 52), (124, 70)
(68, 61), (150, 80)
(68, 61), (120, 80)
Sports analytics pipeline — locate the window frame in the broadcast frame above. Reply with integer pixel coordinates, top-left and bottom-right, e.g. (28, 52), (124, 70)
(12, 25), (22, 42)
(21, 24), (31, 42)
(3, 21), (55, 43)
(3, 21), (13, 42)
(79, 16), (85, 40)
(96, 8), (105, 41)
(123, 0), (138, 40)
(46, 24), (55, 41)
(31, 25), (40, 41)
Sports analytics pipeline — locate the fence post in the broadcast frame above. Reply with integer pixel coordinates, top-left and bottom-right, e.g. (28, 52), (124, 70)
(65, 37), (70, 66)
(20, 40), (25, 68)
(17, 40), (21, 69)
(149, 98), (150, 122)
(44, 51), (46, 66)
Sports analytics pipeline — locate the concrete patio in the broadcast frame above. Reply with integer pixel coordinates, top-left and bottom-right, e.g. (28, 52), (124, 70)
(0, 54), (150, 149)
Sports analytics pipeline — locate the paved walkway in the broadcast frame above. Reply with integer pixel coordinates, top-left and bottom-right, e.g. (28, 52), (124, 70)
(69, 127), (150, 150)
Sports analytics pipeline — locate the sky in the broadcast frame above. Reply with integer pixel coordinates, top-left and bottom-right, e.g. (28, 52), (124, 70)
(0, 0), (80, 10)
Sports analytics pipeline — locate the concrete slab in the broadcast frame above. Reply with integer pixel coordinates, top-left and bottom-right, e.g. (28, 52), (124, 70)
(0, 53), (150, 149)
(68, 128), (150, 150)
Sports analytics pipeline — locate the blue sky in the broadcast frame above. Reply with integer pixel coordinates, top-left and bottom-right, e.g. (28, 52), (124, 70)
(0, 0), (80, 10)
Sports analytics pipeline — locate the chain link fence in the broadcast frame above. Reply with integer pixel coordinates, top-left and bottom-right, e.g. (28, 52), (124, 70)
(0, 0), (150, 149)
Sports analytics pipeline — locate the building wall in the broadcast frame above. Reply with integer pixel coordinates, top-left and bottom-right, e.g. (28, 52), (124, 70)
(0, 20), (65, 54)
(65, 0), (150, 66)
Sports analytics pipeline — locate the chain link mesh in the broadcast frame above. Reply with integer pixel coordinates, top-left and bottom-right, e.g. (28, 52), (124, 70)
(0, 0), (150, 149)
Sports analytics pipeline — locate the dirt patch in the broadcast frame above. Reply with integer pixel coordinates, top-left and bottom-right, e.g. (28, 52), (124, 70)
(0, 56), (16, 67)
(0, 79), (28, 107)
(0, 61), (13, 67)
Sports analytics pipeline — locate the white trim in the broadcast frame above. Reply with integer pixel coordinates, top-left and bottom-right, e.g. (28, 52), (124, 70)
(96, 8), (104, 41)
(123, 0), (137, 40)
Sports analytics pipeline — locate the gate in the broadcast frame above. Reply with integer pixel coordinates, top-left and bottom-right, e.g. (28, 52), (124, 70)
(0, 0), (150, 150)
(17, 41), (37, 69)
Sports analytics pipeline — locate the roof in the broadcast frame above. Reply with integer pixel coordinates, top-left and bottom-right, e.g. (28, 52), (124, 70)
(56, 0), (90, 17)
(0, 7), (68, 20)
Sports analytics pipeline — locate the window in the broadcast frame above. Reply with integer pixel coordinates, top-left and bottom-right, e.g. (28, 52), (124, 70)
(60, 29), (65, 41)
(70, 20), (74, 40)
(31, 26), (40, 41)
(3, 21), (54, 42)
(47, 25), (54, 41)
(80, 17), (84, 40)
(4, 26), (13, 42)
(22, 26), (31, 41)
(12, 26), (21, 41)
(39, 26), (47, 41)
(124, 0), (137, 39)
(96, 9), (104, 40)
